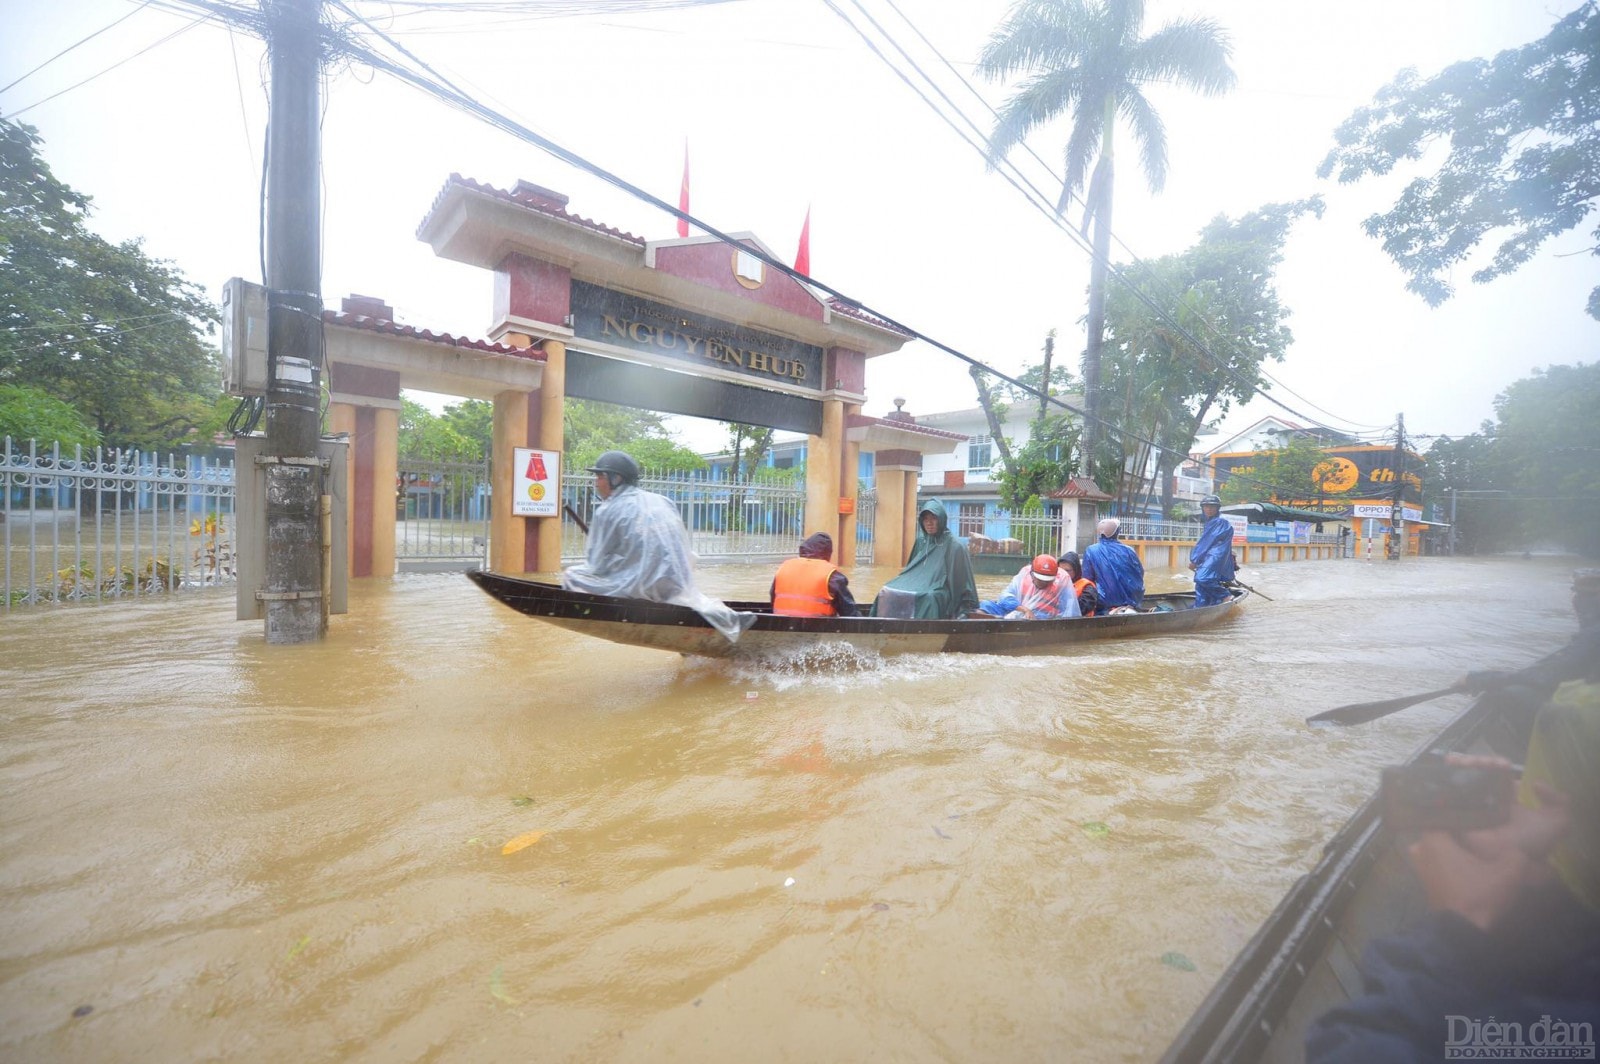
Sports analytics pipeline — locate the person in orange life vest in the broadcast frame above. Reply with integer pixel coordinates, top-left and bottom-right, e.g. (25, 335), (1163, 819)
(1057, 550), (1099, 617)
(978, 554), (1080, 619)
(770, 532), (859, 617)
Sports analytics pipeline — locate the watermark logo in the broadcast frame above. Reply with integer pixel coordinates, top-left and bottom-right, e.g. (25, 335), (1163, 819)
(1446, 1015), (1595, 1059)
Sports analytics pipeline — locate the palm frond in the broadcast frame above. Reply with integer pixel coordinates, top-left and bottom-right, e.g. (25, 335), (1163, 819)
(1119, 90), (1167, 192)
(1128, 18), (1236, 95)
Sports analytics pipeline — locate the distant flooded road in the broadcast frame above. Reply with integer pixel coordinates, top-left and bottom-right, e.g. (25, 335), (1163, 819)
(0, 556), (1581, 1061)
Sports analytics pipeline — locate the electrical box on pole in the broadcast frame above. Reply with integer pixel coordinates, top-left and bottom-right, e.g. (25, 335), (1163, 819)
(220, 277), (269, 397)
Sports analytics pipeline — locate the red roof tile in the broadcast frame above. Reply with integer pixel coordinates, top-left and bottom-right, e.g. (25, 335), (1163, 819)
(826, 298), (912, 337)
(1048, 476), (1113, 501)
(418, 174), (647, 246)
(846, 413), (967, 441)
(323, 310), (544, 360)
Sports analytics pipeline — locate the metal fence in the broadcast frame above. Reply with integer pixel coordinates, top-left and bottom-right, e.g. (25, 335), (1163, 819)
(396, 457), (491, 570)
(560, 469), (810, 563)
(3, 437), (237, 609)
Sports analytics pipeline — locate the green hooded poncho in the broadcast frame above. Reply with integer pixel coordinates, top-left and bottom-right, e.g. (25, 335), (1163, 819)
(876, 498), (979, 619)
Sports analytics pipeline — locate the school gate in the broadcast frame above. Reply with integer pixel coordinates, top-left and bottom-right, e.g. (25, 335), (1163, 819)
(305, 175), (963, 581)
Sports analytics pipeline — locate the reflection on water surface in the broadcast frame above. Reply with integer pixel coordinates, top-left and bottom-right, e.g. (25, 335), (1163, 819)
(0, 557), (1580, 1060)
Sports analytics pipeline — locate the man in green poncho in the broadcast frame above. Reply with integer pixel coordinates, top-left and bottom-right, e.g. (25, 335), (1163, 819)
(873, 498), (979, 619)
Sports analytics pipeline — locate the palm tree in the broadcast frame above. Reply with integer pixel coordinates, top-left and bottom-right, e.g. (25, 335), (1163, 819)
(977, 0), (1235, 483)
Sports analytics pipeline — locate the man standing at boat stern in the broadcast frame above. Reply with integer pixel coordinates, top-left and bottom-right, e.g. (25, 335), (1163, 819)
(1082, 518), (1144, 611)
(562, 450), (753, 642)
(1188, 495), (1237, 607)
(771, 532), (858, 617)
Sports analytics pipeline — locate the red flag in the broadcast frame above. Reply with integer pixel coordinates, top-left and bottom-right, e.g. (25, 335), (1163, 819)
(677, 143), (690, 238)
(794, 205), (811, 276)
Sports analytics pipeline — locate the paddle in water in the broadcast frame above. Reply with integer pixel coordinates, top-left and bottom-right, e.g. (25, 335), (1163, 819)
(1306, 682), (1473, 728)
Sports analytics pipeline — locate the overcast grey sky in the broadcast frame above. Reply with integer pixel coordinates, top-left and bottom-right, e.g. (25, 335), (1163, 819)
(4, 0), (1592, 453)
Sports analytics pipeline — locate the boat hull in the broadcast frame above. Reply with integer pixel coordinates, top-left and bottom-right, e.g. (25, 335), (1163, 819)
(466, 570), (1247, 658)
(1160, 691), (1529, 1063)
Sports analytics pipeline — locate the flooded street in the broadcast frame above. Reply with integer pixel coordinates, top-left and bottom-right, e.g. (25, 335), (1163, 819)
(0, 556), (1582, 1061)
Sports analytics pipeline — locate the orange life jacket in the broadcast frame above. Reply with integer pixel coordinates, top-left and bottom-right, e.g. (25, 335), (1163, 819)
(773, 557), (839, 616)
(1072, 576), (1096, 617)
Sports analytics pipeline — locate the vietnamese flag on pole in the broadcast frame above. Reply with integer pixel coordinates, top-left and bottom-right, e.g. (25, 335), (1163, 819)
(794, 205), (811, 276)
(677, 143), (690, 238)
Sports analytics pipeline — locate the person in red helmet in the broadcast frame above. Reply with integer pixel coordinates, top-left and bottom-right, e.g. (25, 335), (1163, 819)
(977, 553), (1081, 619)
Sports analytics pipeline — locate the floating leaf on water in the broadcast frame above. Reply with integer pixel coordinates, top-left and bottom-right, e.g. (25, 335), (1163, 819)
(510, 796), (534, 807)
(501, 830), (545, 855)
(489, 966), (519, 1006)
(287, 935), (311, 960)
(1161, 951), (1197, 972)
(1081, 821), (1110, 838)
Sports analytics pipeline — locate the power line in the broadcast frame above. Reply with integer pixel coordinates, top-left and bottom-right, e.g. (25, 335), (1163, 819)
(855, 0), (1390, 433)
(6, 15), (209, 119)
(153, 0), (1356, 505)
(0, 2), (153, 97)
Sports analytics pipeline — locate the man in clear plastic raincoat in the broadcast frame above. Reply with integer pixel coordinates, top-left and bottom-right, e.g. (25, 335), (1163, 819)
(561, 451), (752, 642)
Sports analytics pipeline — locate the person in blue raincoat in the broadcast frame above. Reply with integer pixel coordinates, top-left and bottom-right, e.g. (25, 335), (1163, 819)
(1082, 517), (1144, 611)
(1188, 494), (1238, 607)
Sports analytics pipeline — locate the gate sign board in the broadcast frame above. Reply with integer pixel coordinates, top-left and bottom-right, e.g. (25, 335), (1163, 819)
(570, 280), (824, 392)
(512, 447), (560, 517)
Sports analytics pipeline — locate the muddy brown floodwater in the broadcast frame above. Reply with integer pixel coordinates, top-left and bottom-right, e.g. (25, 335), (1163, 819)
(0, 556), (1582, 1061)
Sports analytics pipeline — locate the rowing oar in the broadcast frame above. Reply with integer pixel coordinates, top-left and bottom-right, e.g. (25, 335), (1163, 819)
(1306, 681), (1472, 728)
(1226, 579), (1274, 602)
(564, 504), (589, 534)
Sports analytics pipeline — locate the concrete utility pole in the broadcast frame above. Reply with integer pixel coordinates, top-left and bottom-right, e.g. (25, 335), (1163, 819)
(262, 0), (326, 643)
(1388, 412), (1406, 560)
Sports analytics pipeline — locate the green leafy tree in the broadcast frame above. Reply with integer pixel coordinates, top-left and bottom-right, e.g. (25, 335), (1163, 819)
(1216, 437), (1334, 507)
(973, 331), (1083, 508)
(1424, 431), (1517, 555)
(562, 397), (704, 473)
(1318, 2), (1600, 318)
(978, 0), (1235, 477)
(398, 398), (478, 462)
(0, 117), (220, 449)
(439, 399), (493, 458)
(1102, 198), (1322, 514)
(995, 415), (1080, 511)
(0, 383), (99, 449)
(1491, 362), (1600, 556)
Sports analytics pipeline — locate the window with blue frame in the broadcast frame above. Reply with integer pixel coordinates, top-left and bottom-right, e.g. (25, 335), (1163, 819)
(967, 435), (992, 473)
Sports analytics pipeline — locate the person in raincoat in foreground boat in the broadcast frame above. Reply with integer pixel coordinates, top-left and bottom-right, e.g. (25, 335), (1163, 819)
(1082, 517), (1145, 611)
(562, 451), (753, 642)
(872, 498), (979, 620)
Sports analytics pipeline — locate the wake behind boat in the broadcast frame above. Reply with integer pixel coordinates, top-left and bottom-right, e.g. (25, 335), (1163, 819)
(466, 569), (1247, 658)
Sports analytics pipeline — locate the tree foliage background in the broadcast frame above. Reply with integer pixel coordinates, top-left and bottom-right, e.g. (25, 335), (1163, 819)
(1319, 2), (1600, 319)
(1424, 361), (1600, 557)
(1100, 198), (1322, 514)
(0, 116), (221, 450)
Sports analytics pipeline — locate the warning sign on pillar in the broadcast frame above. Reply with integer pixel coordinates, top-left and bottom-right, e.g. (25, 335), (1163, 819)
(512, 448), (560, 517)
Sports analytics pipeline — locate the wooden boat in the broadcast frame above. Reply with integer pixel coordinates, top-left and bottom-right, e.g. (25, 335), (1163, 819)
(1159, 689), (1528, 1063)
(466, 569), (1247, 659)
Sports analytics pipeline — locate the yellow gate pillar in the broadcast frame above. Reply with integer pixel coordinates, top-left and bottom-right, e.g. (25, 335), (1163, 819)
(534, 340), (566, 573)
(836, 402), (862, 567)
(490, 389), (532, 574)
(805, 398), (845, 558)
